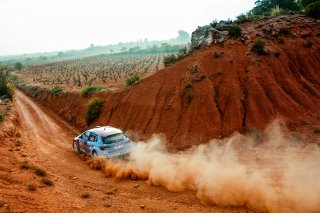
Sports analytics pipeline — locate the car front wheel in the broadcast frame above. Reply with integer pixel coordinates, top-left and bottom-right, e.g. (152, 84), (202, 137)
(73, 141), (80, 154)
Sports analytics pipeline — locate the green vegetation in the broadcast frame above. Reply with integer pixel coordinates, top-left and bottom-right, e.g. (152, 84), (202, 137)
(81, 85), (106, 97)
(302, 0), (320, 18)
(15, 62), (23, 70)
(50, 85), (63, 95)
(235, 14), (249, 23)
(163, 46), (190, 67)
(0, 113), (4, 123)
(85, 98), (103, 125)
(249, 0), (299, 16)
(125, 74), (140, 87)
(0, 66), (14, 100)
(228, 24), (242, 37)
(251, 38), (268, 55)
(163, 54), (178, 67)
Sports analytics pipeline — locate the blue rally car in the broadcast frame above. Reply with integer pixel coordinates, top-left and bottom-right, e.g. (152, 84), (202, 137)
(72, 126), (132, 158)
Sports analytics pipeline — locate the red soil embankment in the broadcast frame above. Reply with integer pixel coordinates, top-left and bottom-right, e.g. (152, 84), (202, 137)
(24, 14), (320, 149)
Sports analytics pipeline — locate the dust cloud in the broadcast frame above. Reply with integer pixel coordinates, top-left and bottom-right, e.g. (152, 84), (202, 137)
(88, 121), (320, 213)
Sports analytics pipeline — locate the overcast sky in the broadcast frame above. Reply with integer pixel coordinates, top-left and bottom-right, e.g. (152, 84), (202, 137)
(0, 0), (255, 56)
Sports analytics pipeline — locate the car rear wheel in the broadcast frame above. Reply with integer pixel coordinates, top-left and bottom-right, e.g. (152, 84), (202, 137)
(73, 141), (80, 154)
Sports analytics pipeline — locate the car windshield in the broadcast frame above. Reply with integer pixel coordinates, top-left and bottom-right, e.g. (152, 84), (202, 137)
(103, 133), (127, 144)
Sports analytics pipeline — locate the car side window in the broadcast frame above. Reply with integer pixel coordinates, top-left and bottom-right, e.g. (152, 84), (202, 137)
(82, 131), (90, 140)
(88, 133), (98, 142)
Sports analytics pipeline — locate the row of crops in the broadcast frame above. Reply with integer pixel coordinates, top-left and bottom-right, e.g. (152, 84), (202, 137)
(19, 53), (166, 89)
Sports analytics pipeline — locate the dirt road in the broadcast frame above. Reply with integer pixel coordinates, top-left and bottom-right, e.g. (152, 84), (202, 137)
(0, 90), (251, 212)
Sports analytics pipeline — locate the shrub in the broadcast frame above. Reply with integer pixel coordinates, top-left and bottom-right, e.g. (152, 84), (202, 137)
(236, 14), (248, 23)
(35, 168), (47, 177)
(305, 39), (313, 47)
(81, 85), (105, 97)
(41, 178), (53, 186)
(27, 184), (37, 191)
(81, 192), (90, 199)
(277, 36), (285, 44)
(0, 113), (4, 123)
(125, 75), (140, 87)
(213, 51), (223, 59)
(85, 98), (103, 125)
(15, 62), (23, 70)
(228, 24), (242, 37)
(0, 66), (14, 100)
(163, 54), (177, 67)
(304, 1), (320, 19)
(51, 85), (63, 95)
(279, 28), (291, 36)
(251, 38), (268, 55)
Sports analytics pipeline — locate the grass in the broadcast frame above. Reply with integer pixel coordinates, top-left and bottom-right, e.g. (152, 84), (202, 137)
(81, 85), (105, 97)
(34, 168), (47, 177)
(125, 75), (140, 87)
(41, 178), (54, 186)
(85, 98), (104, 125)
(81, 192), (90, 199)
(27, 184), (37, 191)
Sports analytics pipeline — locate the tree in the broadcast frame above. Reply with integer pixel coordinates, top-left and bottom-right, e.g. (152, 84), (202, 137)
(15, 62), (23, 70)
(177, 30), (190, 42)
(250, 0), (299, 15)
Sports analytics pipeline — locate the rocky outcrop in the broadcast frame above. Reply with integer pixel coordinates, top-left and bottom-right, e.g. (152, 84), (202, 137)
(191, 20), (232, 49)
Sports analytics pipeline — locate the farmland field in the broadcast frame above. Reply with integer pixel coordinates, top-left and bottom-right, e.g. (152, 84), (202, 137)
(16, 53), (166, 91)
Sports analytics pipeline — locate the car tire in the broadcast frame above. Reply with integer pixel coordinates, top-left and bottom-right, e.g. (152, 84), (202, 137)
(73, 141), (80, 154)
(92, 151), (98, 159)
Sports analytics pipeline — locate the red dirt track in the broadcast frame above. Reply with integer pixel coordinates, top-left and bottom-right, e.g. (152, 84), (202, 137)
(28, 14), (320, 149)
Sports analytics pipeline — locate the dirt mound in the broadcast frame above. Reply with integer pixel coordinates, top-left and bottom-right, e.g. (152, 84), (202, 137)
(23, 14), (320, 149)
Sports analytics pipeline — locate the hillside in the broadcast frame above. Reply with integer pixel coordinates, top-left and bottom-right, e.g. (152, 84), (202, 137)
(19, 14), (320, 149)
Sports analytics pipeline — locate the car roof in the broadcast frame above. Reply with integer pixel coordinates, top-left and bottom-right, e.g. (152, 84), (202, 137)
(89, 126), (122, 137)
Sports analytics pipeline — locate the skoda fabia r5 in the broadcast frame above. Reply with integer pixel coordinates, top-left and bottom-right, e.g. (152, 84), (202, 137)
(73, 126), (132, 158)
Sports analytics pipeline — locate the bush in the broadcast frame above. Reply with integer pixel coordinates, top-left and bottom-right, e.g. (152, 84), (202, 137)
(236, 14), (248, 23)
(0, 113), (4, 123)
(51, 85), (63, 95)
(0, 66), (14, 100)
(251, 38), (268, 55)
(213, 51), (223, 59)
(86, 98), (103, 125)
(125, 75), (140, 87)
(81, 192), (90, 199)
(163, 54), (178, 67)
(305, 1), (320, 19)
(41, 178), (53, 186)
(228, 24), (242, 37)
(81, 85), (105, 97)
(35, 168), (47, 177)
(27, 184), (37, 191)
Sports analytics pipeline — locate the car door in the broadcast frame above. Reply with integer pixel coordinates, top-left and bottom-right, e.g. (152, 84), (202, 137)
(79, 131), (90, 153)
(83, 133), (98, 154)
